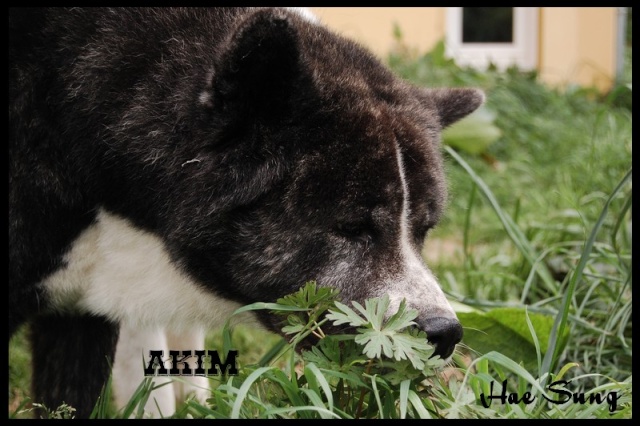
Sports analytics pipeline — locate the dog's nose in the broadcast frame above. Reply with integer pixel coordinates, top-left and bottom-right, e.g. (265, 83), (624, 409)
(418, 317), (463, 359)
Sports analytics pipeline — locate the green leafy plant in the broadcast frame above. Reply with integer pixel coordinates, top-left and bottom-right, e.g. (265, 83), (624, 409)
(180, 281), (629, 419)
(17, 275), (631, 419)
(193, 283), (470, 419)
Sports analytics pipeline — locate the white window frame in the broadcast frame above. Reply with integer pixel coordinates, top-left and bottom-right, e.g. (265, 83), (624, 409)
(445, 7), (539, 71)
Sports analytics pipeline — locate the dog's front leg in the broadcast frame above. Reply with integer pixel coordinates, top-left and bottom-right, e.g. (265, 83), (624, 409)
(30, 314), (119, 419)
(112, 325), (176, 418)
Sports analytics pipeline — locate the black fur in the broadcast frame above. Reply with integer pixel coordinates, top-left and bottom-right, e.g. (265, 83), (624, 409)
(30, 315), (119, 418)
(9, 7), (483, 417)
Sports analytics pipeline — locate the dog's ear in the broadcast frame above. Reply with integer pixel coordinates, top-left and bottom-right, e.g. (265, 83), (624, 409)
(211, 9), (301, 122)
(416, 88), (485, 128)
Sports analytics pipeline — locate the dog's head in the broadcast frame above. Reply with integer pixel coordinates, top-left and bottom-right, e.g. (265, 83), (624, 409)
(168, 8), (483, 359)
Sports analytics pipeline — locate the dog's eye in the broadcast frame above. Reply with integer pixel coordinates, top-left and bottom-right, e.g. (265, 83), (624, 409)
(336, 222), (373, 245)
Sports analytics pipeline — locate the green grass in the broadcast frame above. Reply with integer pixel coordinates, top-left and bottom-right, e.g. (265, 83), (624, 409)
(9, 43), (632, 418)
(389, 41), (632, 415)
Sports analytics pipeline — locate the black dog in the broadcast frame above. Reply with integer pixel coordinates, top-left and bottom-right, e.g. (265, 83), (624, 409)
(9, 7), (483, 417)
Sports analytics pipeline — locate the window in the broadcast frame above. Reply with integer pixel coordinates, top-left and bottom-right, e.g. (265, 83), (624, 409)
(446, 7), (538, 71)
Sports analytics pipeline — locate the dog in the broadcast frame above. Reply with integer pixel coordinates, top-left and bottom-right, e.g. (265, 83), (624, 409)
(9, 7), (484, 417)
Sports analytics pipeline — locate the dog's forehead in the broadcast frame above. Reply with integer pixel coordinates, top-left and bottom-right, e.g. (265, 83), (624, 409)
(289, 108), (428, 215)
(292, 103), (446, 234)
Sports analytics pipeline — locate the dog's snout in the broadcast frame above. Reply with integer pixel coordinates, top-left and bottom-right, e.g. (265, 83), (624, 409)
(418, 317), (463, 359)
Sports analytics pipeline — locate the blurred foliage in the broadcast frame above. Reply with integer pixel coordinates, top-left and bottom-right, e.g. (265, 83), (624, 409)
(442, 106), (502, 155)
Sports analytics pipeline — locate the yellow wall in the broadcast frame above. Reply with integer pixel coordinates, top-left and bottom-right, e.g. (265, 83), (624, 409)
(312, 7), (618, 92)
(310, 7), (445, 58)
(539, 7), (617, 92)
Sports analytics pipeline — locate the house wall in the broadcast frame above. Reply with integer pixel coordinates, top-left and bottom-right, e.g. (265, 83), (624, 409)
(311, 7), (618, 92)
(538, 7), (617, 92)
(310, 8), (446, 58)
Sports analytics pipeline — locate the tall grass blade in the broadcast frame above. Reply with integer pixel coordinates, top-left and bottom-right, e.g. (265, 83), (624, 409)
(541, 168), (632, 379)
(230, 367), (272, 419)
(444, 145), (556, 291)
(305, 362), (334, 412)
(399, 379), (410, 419)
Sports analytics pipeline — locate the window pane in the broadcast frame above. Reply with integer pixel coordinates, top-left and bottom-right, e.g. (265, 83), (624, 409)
(462, 7), (513, 43)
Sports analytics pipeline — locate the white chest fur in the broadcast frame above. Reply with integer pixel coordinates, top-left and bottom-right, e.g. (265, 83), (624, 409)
(42, 209), (253, 331)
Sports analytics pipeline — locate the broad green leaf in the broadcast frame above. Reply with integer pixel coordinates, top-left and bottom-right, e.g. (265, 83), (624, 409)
(442, 105), (502, 155)
(458, 308), (569, 371)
